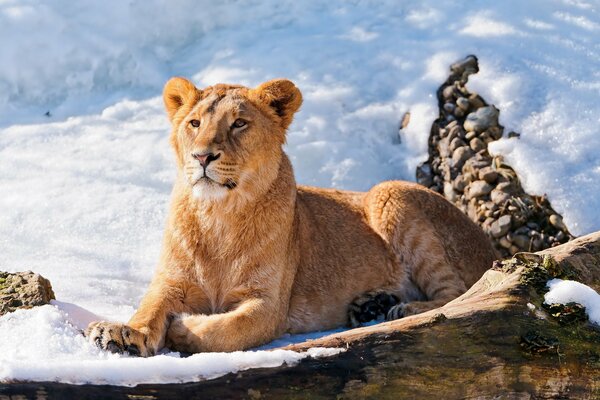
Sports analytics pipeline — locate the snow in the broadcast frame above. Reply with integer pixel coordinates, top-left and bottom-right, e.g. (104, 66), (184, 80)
(1, 0), (600, 386)
(0, 305), (344, 386)
(545, 279), (600, 325)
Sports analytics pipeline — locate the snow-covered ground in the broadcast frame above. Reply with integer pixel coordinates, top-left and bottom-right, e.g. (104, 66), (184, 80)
(1, 0), (599, 386)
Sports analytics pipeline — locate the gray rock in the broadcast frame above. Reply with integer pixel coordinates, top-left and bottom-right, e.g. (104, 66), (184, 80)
(490, 215), (512, 238)
(464, 106), (500, 133)
(456, 97), (470, 111)
(512, 234), (530, 250)
(0, 271), (55, 316)
(467, 180), (493, 199)
(416, 163), (433, 187)
(443, 103), (456, 113)
(452, 146), (474, 170)
(469, 137), (485, 153)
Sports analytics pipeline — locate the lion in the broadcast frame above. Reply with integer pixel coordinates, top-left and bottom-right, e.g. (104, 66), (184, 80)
(85, 77), (497, 356)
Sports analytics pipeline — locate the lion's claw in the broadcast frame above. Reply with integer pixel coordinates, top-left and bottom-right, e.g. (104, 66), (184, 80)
(85, 321), (153, 357)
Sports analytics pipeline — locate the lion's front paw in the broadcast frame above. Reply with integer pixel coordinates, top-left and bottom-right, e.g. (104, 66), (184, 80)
(85, 321), (154, 357)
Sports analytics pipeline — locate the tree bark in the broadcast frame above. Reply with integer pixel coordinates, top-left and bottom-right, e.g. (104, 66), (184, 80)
(2, 232), (600, 399)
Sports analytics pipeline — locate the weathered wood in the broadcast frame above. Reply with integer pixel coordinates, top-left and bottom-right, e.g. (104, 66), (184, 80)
(2, 232), (599, 399)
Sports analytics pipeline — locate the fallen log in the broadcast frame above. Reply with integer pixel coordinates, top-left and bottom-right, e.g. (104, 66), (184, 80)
(3, 232), (599, 399)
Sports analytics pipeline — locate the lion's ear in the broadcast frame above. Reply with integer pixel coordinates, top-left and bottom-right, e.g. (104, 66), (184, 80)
(163, 77), (200, 121)
(252, 79), (303, 129)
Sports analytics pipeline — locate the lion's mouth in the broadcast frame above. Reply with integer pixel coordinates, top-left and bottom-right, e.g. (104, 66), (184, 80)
(197, 175), (237, 190)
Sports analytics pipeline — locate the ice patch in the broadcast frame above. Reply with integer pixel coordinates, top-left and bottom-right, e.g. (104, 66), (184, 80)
(544, 279), (600, 325)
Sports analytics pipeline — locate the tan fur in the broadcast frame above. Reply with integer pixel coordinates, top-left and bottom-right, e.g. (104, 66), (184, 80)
(86, 77), (497, 356)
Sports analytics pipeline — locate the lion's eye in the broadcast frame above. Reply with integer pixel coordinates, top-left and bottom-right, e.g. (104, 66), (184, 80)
(190, 119), (200, 128)
(231, 119), (247, 129)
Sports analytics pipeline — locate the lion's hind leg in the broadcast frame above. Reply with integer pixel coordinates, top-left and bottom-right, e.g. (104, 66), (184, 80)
(347, 291), (400, 328)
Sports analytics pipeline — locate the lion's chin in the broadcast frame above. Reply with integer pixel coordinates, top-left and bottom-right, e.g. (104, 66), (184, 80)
(191, 179), (229, 201)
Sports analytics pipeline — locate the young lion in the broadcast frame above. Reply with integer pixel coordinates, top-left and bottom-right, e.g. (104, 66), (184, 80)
(86, 78), (496, 356)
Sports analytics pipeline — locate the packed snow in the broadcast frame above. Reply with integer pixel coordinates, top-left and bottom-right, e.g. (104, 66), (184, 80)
(1, 0), (599, 386)
(0, 305), (343, 386)
(545, 279), (600, 325)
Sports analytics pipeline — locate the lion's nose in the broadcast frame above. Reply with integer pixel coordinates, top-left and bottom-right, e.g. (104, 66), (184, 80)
(192, 152), (221, 168)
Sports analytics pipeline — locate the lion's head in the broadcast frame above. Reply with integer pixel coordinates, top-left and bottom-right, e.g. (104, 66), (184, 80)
(163, 77), (302, 202)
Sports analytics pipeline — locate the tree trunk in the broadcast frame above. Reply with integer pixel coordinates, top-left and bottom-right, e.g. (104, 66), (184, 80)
(3, 232), (600, 399)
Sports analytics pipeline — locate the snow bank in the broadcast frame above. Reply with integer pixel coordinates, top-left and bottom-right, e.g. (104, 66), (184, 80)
(545, 279), (600, 325)
(0, 305), (343, 386)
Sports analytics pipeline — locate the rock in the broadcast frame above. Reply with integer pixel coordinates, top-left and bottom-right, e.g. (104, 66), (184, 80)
(452, 146), (474, 170)
(549, 214), (568, 232)
(416, 163), (434, 188)
(496, 182), (516, 194)
(464, 106), (500, 133)
(453, 175), (467, 192)
(490, 215), (512, 238)
(442, 85), (456, 100)
(450, 137), (466, 152)
(465, 130), (477, 140)
(512, 234), (531, 250)
(468, 93), (485, 109)
(0, 271), (55, 316)
(488, 126), (504, 140)
(449, 55), (479, 84)
(499, 236), (512, 249)
(469, 137), (485, 153)
(456, 97), (470, 111)
(508, 131), (520, 139)
(443, 103), (455, 113)
(454, 108), (465, 118)
(467, 180), (493, 199)
(479, 167), (498, 184)
(444, 182), (457, 202)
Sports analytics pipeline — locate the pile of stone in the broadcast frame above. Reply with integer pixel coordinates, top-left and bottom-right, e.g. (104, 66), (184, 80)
(0, 270), (55, 316)
(416, 55), (574, 258)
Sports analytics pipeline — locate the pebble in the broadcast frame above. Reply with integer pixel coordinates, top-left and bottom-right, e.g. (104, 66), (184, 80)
(479, 167), (498, 184)
(453, 175), (467, 192)
(499, 236), (512, 249)
(450, 137), (466, 152)
(443, 103), (455, 113)
(512, 234), (530, 250)
(454, 108), (465, 118)
(467, 180), (493, 199)
(468, 94), (485, 110)
(555, 231), (565, 241)
(465, 131), (477, 140)
(469, 137), (485, 152)
(456, 97), (470, 111)
(444, 182), (457, 202)
(549, 214), (568, 231)
(443, 85), (456, 100)
(452, 146), (474, 169)
(490, 189), (510, 204)
(464, 106), (500, 133)
(488, 126), (503, 140)
(490, 215), (512, 238)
